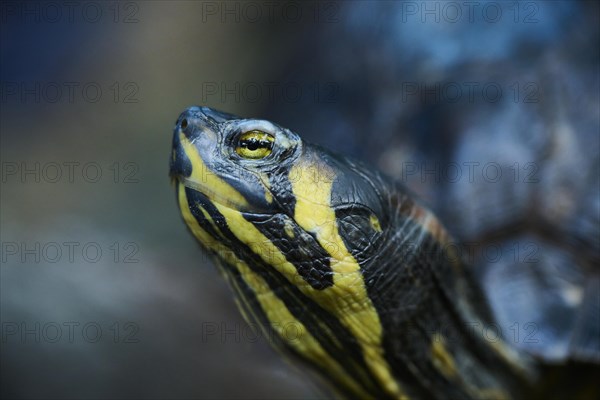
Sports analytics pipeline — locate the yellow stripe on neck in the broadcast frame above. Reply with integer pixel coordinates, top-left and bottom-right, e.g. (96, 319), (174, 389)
(177, 183), (372, 399)
(288, 158), (405, 399)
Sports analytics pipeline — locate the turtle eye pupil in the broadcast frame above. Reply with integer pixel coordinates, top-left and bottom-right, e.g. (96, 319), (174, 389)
(246, 140), (259, 151)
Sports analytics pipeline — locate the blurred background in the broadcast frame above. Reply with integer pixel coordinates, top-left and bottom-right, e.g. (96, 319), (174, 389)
(1, 1), (598, 399)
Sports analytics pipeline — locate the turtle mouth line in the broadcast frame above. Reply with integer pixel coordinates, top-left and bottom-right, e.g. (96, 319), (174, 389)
(173, 174), (274, 216)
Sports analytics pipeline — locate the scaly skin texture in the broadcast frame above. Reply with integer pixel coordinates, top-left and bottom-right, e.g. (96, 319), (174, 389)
(170, 106), (540, 399)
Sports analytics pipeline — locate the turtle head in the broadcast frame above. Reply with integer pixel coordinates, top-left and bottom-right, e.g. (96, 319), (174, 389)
(170, 106), (303, 215)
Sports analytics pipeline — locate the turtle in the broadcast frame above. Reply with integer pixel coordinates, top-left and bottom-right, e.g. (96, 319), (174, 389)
(169, 106), (599, 400)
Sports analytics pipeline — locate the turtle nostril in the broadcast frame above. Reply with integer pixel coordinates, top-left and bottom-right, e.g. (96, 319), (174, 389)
(181, 119), (188, 129)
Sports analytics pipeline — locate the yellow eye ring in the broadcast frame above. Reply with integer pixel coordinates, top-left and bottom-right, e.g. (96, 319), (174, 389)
(235, 130), (275, 159)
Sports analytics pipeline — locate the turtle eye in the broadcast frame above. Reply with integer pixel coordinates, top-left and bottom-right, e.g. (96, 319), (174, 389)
(235, 130), (275, 159)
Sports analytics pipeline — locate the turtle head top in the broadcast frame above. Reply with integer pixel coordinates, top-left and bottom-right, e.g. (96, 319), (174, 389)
(170, 106), (540, 399)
